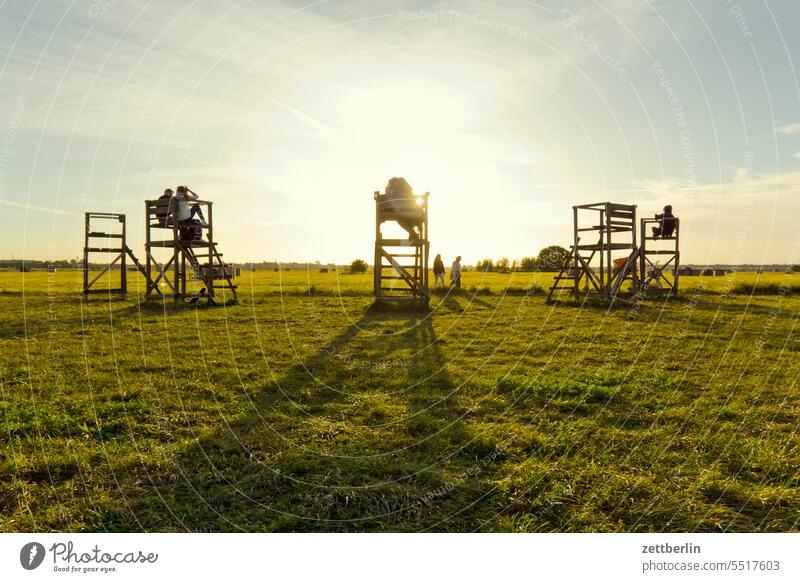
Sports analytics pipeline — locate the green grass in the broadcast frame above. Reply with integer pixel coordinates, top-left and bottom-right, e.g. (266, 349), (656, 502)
(1, 269), (799, 532)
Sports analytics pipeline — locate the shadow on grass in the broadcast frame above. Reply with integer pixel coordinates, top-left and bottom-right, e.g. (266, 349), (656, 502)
(129, 301), (494, 532)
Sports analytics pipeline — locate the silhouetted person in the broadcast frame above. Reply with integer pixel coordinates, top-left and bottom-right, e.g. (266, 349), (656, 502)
(652, 205), (676, 238)
(450, 256), (462, 289)
(155, 188), (174, 226)
(433, 254), (445, 287)
(176, 185), (208, 227)
(383, 177), (421, 239)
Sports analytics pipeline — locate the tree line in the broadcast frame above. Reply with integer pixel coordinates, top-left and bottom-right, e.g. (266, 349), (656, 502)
(347, 245), (572, 274)
(474, 245), (571, 273)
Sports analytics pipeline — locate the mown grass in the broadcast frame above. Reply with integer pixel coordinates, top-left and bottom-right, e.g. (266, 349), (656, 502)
(0, 269), (798, 532)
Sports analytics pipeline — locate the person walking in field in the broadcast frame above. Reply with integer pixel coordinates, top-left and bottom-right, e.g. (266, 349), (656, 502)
(175, 185), (208, 227)
(450, 256), (462, 289)
(433, 254), (446, 288)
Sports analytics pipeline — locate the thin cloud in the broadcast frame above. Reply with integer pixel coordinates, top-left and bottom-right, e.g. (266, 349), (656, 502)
(0, 199), (75, 217)
(776, 122), (800, 134)
(271, 100), (333, 137)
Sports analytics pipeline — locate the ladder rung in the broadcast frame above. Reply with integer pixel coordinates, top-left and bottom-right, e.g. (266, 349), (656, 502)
(378, 238), (425, 246)
(88, 232), (124, 238)
(576, 243), (632, 251)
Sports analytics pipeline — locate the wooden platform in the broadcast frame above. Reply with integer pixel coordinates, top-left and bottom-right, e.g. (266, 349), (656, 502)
(83, 212), (147, 298)
(144, 197), (237, 305)
(373, 190), (430, 306)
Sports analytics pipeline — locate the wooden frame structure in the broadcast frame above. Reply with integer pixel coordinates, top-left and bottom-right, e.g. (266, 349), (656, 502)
(83, 212), (146, 297)
(373, 190), (430, 306)
(144, 197), (237, 305)
(639, 217), (680, 295)
(548, 202), (640, 302)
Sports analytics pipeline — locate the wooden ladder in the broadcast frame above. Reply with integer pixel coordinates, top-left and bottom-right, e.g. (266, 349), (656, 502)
(547, 246), (579, 303)
(180, 242), (238, 306)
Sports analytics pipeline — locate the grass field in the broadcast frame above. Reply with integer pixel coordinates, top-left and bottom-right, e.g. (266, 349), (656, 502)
(1, 269), (799, 532)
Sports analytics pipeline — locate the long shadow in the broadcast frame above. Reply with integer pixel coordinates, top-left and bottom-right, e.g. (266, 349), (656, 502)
(129, 299), (493, 532)
(432, 287), (494, 313)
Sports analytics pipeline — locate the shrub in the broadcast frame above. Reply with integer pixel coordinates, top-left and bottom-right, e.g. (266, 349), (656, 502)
(348, 259), (368, 274)
(519, 257), (539, 272)
(537, 245), (570, 272)
(475, 258), (494, 273)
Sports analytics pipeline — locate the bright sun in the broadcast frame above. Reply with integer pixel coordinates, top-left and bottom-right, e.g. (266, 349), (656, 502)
(252, 73), (543, 263)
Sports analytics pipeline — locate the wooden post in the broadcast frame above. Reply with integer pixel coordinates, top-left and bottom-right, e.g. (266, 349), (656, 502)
(207, 201), (214, 301)
(120, 214), (127, 297)
(572, 206), (578, 295)
(83, 212), (90, 295)
(673, 220), (680, 293)
(374, 191), (381, 300)
(172, 199), (180, 302)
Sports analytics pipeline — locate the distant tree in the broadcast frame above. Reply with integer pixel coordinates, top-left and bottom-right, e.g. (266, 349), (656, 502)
(792, 264), (800, 273)
(349, 259), (368, 274)
(475, 258), (494, 273)
(511, 259), (519, 272)
(495, 257), (510, 273)
(537, 245), (571, 272)
(519, 256), (538, 272)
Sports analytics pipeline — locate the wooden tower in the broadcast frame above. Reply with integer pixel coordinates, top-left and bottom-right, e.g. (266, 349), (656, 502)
(639, 217), (680, 295)
(83, 212), (146, 297)
(548, 202), (640, 302)
(373, 190), (430, 306)
(144, 196), (237, 305)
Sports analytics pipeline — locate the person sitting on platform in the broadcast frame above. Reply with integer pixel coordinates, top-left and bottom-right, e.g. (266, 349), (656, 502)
(652, 205), (676, 238)
(155, 188), (174, 226)
(433, 254), (446, 288)
(175, 185), (208, 227)
(450, 256), (462, 289)
(384, 177), (421, 239)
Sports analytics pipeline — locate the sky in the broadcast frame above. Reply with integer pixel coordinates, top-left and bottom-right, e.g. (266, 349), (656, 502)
(1, 0), (800, 265)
